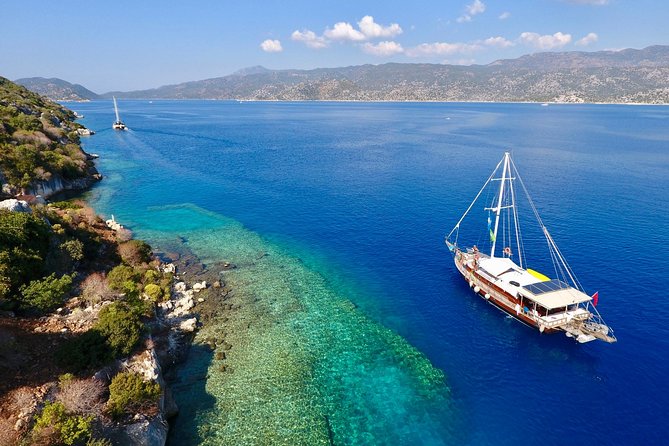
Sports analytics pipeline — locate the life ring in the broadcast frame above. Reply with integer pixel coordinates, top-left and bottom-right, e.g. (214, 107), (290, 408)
(503, 246), (512, 256)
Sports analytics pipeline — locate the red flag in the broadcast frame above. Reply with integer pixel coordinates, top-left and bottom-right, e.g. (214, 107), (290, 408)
(592, 291), (599, 307)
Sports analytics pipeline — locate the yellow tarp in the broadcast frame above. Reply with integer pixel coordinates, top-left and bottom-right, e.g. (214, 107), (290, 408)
(527, 268), (550, 282)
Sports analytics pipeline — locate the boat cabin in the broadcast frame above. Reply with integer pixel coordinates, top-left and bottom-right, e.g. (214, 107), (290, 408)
(518, 279), (592, 328)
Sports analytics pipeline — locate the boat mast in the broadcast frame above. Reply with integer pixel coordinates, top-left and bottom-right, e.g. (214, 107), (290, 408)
(490, 152), (510, 257)
(113, 96), (120, 122)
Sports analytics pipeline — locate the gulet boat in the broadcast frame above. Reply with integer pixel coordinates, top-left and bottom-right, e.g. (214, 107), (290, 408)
(445, 152), (616, 344)
(112, 96), (127, 130)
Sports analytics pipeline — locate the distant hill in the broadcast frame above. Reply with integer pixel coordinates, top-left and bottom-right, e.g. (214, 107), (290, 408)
(105, 45), (669, 104)
(15, 77), (100, 101)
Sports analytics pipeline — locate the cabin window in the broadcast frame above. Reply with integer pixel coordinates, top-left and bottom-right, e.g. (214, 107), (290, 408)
(547, 307), (566, 316)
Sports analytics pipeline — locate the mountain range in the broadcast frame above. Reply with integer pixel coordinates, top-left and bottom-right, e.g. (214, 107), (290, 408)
(15, 45), (669, 103)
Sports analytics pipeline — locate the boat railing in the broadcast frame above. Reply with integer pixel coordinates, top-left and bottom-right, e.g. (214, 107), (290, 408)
(464, 264), (592, 330)
(536, 308), (590, 328)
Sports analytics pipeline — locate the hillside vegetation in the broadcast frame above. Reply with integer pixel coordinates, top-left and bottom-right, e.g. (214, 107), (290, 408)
(0, 77), (98, 197)
(0, 200), (173, 445)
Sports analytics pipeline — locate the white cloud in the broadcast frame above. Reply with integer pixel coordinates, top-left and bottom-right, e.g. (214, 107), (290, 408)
(291, 29), (328, 49)
(482, 36), (514, 48)
(499, 11), (511, 20)
(324, 22), (366, 41)
(519, 32), (572, 49)
(358, 16), (403, 39)
(466, 0), (486, 14)
(361, 41), (404, 56)
(407, 42), (481, 57)
(457, 0), (486, 23)
(260, 39), (283, 53)
(576, 32), (598, 46)
(443, 58), (477, 66)
(323, 16), (402, 42)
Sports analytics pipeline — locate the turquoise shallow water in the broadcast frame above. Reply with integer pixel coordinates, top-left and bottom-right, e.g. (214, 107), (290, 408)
(73, 100), (669, 445)
(137, 204), (452, 444)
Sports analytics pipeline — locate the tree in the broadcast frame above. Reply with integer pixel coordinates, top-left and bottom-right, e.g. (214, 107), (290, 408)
(95, 302), (143, 357)
(19, 273), (73, 312)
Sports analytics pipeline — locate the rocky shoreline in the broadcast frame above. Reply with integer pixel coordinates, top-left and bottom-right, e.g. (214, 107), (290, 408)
(0, 196), (227, 445)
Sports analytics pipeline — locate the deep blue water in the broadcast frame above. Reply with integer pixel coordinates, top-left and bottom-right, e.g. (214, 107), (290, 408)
(72, 100), (669, 445)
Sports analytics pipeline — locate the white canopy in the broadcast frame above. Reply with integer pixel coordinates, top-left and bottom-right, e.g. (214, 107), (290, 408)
(478, 257), (538, 287)
(521, 282), (592, 309)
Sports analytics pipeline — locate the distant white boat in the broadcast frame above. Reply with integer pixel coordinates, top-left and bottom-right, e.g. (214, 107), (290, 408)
(541, 102), (549, 107)
(112, 96), (127, 130)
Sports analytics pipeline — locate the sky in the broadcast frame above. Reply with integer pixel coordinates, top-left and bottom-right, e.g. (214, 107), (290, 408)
(0, 0), (666, 93)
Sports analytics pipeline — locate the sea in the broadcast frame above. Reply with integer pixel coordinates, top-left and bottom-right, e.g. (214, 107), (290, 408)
(71, 100), (669, 445)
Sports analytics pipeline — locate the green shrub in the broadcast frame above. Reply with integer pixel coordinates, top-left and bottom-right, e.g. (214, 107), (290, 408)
(118, 240), (152, 266)
(143, 283), (162, 301)
(0, 210), (51, 299)
(107, 372), (160, 418)
(95, 302), (143, 357)
(143, 269), (160, 284)
(55, 330), (112, 372)
(106, 265), (140, 292)
(86, 439), (113, 446)
(34, 401), (93, 445)
(59, 373), (76, 388)
(20, 273), (73, 312)
(50, 201), (82, 210)
(60, 239), (85, 262)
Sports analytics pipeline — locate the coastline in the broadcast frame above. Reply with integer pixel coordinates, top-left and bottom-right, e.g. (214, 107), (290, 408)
(88, 97), (669, 106)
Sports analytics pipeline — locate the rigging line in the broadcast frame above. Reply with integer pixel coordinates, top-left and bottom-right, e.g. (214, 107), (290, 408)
(446, 156), (504, 241)
(545, 228), (584, 290)
(512, 156), (583, 286)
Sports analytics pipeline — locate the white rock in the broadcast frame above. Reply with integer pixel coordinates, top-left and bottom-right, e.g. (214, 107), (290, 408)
(197, 297), (204, 303)
(179, 317), (198, 332)
(158, 301), (174, 311)
(174, 282), (187, 293)
(124, 350), (160, 382)
(0, 199), (31, 213)
(192, 281), (207, 292)
(161, 263), (176, 274)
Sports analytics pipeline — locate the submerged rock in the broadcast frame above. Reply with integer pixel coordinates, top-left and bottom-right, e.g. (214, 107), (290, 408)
(192, 281), (207, 292)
